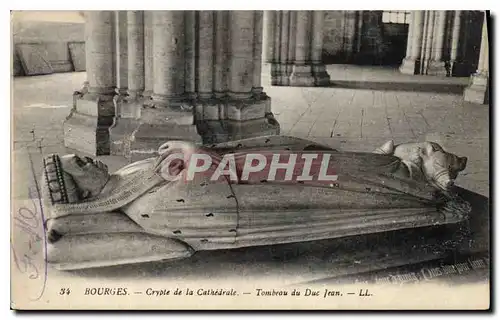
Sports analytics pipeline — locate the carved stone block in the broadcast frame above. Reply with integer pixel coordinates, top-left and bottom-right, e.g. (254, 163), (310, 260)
(16, 43), (54, 76)
(464, 73), (489, 105)
(225, 96), (270, 121)
(68, 42), (86, 72)
(399, 58), (419, 75)
(64, 95), (115, 156)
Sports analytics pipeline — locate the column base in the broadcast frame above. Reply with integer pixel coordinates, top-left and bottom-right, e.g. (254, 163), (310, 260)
(194, 94), (280, 144)
(273, 63), (331, 87)
(426, 60), (449, 76)
(399, 58), (419, 75)
(109, 117), (141, 156)
(128, 106), (202, 162)
(464, 73), (489, 105)
(63, 94), (115, 156)
(270, 63), (292, 86)
(198, 113), (280, 145)
(115, 94), (281, 161)
(195, 94), (272, 122)
(109, 95), (146, 156)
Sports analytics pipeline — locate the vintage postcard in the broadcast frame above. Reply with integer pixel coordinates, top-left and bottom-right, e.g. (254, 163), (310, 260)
(10, 9), (490, 310)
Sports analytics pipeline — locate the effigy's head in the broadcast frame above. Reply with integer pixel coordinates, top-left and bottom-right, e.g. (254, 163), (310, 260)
(43, 154), (110, 204)
(375, 140), (468, 191)
(419, 142), (467, 189)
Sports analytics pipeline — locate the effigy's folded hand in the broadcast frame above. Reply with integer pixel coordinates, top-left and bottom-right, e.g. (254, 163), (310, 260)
(154, 141), (225, 182)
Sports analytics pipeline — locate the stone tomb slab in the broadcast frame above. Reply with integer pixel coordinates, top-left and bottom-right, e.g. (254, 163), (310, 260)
(16, 43), (54, 76)
(68, 42), (86, 72)
(45, 42), (74, 73)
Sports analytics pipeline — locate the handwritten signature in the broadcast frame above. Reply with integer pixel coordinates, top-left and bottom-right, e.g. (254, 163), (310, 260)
(11, 185), (48, 301)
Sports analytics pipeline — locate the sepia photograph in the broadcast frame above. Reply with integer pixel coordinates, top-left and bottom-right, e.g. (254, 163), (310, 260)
(10, 7), (491, 310)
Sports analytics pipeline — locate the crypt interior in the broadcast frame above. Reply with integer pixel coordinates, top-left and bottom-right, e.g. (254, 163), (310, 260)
(11, 10), (490, 284)
(12, 10), (489, 161)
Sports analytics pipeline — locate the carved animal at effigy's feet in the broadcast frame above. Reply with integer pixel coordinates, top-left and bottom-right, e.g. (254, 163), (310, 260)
(41, 135), (472, 270)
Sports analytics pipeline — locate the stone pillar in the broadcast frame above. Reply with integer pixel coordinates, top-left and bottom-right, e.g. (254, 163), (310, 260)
(115, 10), (279, 160)
(252, 11), (264, 96)
(271, 11), (291, 86)
(109, 11), (146, 156)
(151, 11), (186, 106)
(129, 11), (200, 161)
(450, 10), (462, 76)
(310, 11), (331, 85)
(143, 11), (154, 99)
(198, 10), (278, 144)
(228, 11), (255, 98)
(271, 10), (330, 86)
(126, 11), (145, 101)
(400, 11), (424, 74)
(198, 11), (215, 99)
(426, 10), (448, 76)
(213, 11), (229, 99)
(262, 11), (275, 63)
(184, 10), (197, 101)
(114, 11), (128, 95)
(420, 11), (435, 74)
(464, 12), (489, 104)
(64, 11), (116, 155)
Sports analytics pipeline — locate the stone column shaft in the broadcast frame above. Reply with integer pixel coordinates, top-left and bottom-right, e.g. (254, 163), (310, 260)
(143, 11), (154, 98)
(294, 11), (310, 64)
(421, 11), (434, 74)
(184, 11), (197, 100)
(110, 11), (146, 156)
(198, 11), (215, 99)
(262, 11), (275, 63)
(195, 10), (278, 144)
(477, 14), (489, 75)
(213, 11), (229, 98)
(127, 11), (145, 99)
(272, 10), (330, 87)
(450, 11), (461, 63)
(252, 10), (264, 95)
(425, 10), (448, 76)
(432, 11), (447, 61)
(229, 11), (254, 98)
(276, 10), (291, 85)
(404, 12), (415, 58)
(464, 12), (489, 104)
(311, 11), (324, 63)
(85, 11), (116, 94)
(64, 11), (116, 155)
(131, 10), (199, 161)
(400, 11), (424, 75)
(410, 11), (425, 59)
(115, 11), (128, 95)
(152, 11), (185, 105)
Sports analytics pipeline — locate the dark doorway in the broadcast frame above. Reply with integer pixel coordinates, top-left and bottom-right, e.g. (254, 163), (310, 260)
(354, 11), (410, 66)
(381, 23), (409, 66)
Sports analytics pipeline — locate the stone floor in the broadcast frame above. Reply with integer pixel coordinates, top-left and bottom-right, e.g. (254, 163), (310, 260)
(12, 67), (489, 198)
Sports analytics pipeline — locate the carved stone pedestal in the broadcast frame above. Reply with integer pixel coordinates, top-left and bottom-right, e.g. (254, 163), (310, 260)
(271, 64), (292, 86)
(109, 94), (143, 156)
(399, 58), (419, 75)
(426, 60), (448, 76)
(464, 73), (489, 105)
(128, 106), (201, 162)
(194, 94), (280, 144)
(64, 93), (115, 156)
(289, 65), (331, 87)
